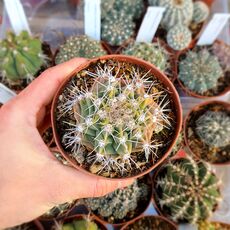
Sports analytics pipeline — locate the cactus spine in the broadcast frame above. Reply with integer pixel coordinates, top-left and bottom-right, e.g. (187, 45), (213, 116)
(156, 157), (221, 224)
(192, 1), (210, 24)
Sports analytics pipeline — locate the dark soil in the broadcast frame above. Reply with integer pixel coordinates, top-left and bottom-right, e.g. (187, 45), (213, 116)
(5, 221), (40, 230)
(42, 127), (54, 147)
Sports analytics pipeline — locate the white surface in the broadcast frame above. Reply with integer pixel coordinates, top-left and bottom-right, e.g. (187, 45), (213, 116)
(0, 83), (16, 104)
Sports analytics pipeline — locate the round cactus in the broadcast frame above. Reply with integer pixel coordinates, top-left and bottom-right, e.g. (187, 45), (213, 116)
(166, 25), (192, 50)
(101, 0), (116, 19)
(148, 0), (159, 5)
(192, 1), (210, 24)
(178, 49), (223, 94)
(156, 157), (221, 224)
(122, 41), (169, 72)
(61, 219), (100, 230)
(101, 10), (135, 46)
(0, 31), (47, 84)
(55, 35), (107, 64)
(195, 111), (230, 148)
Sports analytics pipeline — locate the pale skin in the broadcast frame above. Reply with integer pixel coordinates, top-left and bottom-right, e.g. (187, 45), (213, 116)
(0, 58), (133, 228)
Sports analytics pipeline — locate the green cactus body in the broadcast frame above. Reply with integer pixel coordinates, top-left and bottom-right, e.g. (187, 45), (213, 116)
(148, 0), (159, 5)
(0, 31), (46, 83)
(178, 49), (223, 94)
(122, 41), (169, 72)
(101, 10), (135, 46)
(156, 157), (221, 224)
(166, 25), (192, 50)
(55, 35), (106, 64)
(195, 111), (230, 148)
(62, 219), (100, 230)
(156, 0), (193, 30)
(192, 1), (210, 24)
(101, 0), (116, 19)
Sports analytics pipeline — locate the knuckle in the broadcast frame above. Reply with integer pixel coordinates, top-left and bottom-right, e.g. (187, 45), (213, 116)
(93, 179), (114, 197)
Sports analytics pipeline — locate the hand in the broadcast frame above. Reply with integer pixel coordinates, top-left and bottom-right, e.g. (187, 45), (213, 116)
(0, 58), (133, 228)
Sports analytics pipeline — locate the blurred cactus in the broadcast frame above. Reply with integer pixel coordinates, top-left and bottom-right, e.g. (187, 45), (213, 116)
(148, 0), (159, 5)
(192, 1), (209, 24)
(55, 35), (106, 64)
(60, 219), (100, 230)
(178, 49), (223, 94)
(198, 221), (230, 230)
(196, 111), (230, 148)
(166, 25), (192, 50)
(156, 157), (221, 224)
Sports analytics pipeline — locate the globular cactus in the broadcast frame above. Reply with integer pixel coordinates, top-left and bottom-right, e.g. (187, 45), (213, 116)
(101, 0), (116, 19)
(198, 221), (230, 230)
(122, 41), (169, 72)
(192, 1), (210, 24)
(85, 180), (149, 221)
(195, 111), (230, 148)
(60, 219), (100, 230)
(178, 49), (223, 94)
(55, 35), (106, 64)
(148, 0), (159, 5)
(166, 25), (192, 50)
(156, 157), (221, 224)
(0, 31), (47, 84)
(101, 10), (135, 46)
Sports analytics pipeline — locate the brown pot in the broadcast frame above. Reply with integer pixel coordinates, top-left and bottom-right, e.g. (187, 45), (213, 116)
(120, 215), (178, 230)
(184, 100), (230, 165)
(51, 55), (182, 180)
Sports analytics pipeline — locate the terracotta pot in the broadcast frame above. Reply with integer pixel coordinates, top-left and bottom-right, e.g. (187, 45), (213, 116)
(176, 40), (230, 98)
(184, 100), (230, 165)
(51, 55), (182, 180)
(120, 215), (178, 230)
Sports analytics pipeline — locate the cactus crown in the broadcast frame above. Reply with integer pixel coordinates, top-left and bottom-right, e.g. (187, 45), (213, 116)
(192, 1), (209, 24)
(156, 157), (221, 224)
(59, 219), (100, 230)
(55, 35), (106, 64)
(0, 31), (46, 83)
(196, 111), (230, 148)
(178, 49), (223, 94)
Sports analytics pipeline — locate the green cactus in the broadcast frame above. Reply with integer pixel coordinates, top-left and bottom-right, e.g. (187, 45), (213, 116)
(101, 10), (135, 46)
(148, 0), (159, 5)
(61, 219), (100, 230)
(101, 0), (115, 19)
(55, 35), (107, 64)
(85, 179), (149, 221)
(166, 25), (192, 50)
(0, 31), (47, 84)
(122, 41), (169, 72)
(178, 49), (223, 94)
(156, 157), (221, 224)
(198, 221), (230, 230)
(192, 1), (210, 24)
(195, 111), (230, 148)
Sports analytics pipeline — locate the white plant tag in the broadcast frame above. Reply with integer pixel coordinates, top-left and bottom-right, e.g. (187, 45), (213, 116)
(0, 83), (16, 104)
(197, 13), (230, 46)
(84, 0), (101, 40)
(136, 7), (165, 42)
(3, 0), (31, 35)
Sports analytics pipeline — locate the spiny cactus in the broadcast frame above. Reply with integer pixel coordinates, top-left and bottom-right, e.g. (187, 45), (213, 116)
(166, 25), (192, 50)
(101, 0), (116, 19)
(198, 221), (230, 230)
(60, 219), (100, 230)
(148, 0), (159, 5)
(0, 31), (47, 84)
(101, 10), (135, 46)
(156, 157), (221, 224)
(178, 49), (223, 94)
(55, 35), (106, 64)
(192, 1), (210, 24)
(59, 60), (172, 175)
(196, 111), (230, 148)
(122, 41), (169, 72)
(85, 179), (149, 222)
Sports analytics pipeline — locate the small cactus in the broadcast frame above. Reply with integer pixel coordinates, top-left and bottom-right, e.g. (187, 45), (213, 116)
(122, 41), (169, 72)
(195, 111), (230, 148)
(178, 49), (223, 94)
(60, 219), (100, 230)
(198, 221), (230, 230)
(192, 1), (210, 24)
(55, 35), (107, 64)
(101, 10), (135, 46)
(166, 25), (192, 50)
(0, 31), (47, 84)
(148, 0), (159, 5)
(156, 157), (221, 224)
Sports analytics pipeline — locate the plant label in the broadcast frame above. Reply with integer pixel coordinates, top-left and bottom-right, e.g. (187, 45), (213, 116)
(3, 0), (31, 35)
(197, 13), (230, 46)
(0, 83), (16, 104)
(84, 0), (101, 40)
(136, 7), (165, 42)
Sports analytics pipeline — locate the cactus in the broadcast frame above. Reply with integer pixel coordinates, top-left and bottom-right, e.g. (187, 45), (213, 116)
(101, 10), (135, 46)
(0, 31), (47, 84)
(178, 49), (223, 94)
(122, 41), (169, 72)
(60, 219), (100, 230)
(155, 0), (193, 30)
(148, 0), (159, 5)
(101, 0), (116, 19)
(85, 179), (149, 221)
(192, 1), (210, 24)
(198, 221), (230, 230)
(166, 25), (192, 50)
(195, 111), (230, 148)
(55, 35), (107, 64)
(156, 157), (221, 224)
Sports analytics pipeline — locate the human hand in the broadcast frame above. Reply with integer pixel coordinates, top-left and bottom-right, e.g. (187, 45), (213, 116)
(0, 58), (133, 228)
